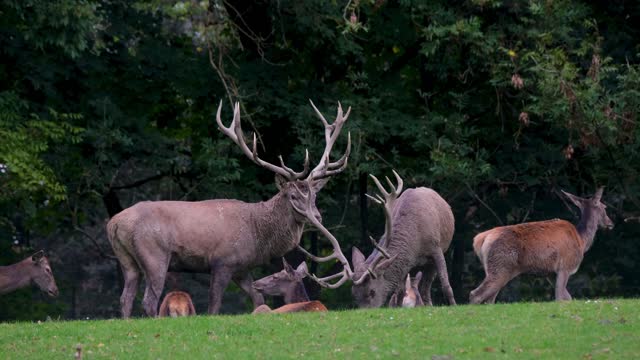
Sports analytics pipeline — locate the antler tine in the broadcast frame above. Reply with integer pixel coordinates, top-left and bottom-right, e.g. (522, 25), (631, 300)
(351, 259), (382, 285)
(309, 269), (351, 289)
(366, 170), (404, 262)
(369, 236), (390, 259)
(307, 100), (352, 180)
(290, 181), (352, 289)
(369, 174), (390, 197)
(365, 193), (382, 205)
(216, 100), (309, 180)
(277, 149), (310, 179)
(391, 169), (403, 194)
(297, 245), (337, 262)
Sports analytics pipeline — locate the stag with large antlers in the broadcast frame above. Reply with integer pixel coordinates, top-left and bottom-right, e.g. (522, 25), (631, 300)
(107, 100), (352, 317)
(348, 171), (457, 308)
(470, 187), (613, 304)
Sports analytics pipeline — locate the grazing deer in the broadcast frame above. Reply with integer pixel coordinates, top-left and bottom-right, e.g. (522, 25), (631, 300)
(158, 291), (196, 317)
(469, 187), (614, 304)
(0, 250), (59, 297)
(252, 301), (328, 314)
(388, 272), (424, 308)
(253, 258), (310, 303)
(108, 100), (352, 317)
(345, 171), (456, 308)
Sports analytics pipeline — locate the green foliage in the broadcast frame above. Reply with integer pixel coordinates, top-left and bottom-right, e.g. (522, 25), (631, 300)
(1, 0), (640, 320)
(1, 0), (103, 58)
(0, 91), (83, 202)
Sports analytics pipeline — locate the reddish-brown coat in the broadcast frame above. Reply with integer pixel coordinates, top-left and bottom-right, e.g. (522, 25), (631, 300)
(158, 291), (196, 317)
(473, 219), (585, 274)
(470, 188), (613, 304)
(252, 300), (328, 314)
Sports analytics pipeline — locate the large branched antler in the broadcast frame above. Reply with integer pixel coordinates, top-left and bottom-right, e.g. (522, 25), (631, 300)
(351, 170), (404, 284)
(366, 169), (403, 250)
(290, 184), (353, 289)
(307, 100), (352, 180)
(216, 101), (310, 180)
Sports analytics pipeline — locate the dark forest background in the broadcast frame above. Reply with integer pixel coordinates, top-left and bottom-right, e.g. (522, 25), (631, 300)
(1, 0), (639, 321)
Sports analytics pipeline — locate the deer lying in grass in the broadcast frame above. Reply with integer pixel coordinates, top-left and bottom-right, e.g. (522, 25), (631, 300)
(0, 250), (59, 297)
(388, 272), (424, 308)
(108, 100), (352, 317)
(470, 187), (614, 304)
(253, 258), (310, 303)
(252, 301), (328, 314)
(346, 171), (456, 308)
(252, 258), (329, 314)
(158, 291), (196, 317)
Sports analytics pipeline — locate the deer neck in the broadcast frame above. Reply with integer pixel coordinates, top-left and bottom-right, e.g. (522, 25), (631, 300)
(576, 208), (599, 253)
(253, 192), (305, 259)
(284, 282), (310, 303)
(0, 260), (32, 295)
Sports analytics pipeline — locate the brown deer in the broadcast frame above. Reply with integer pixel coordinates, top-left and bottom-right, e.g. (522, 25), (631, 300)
(0, 250), (59, 297)
(158, 291), (196, 317)
(388, 272), (424, 308)
(345, 171), (456, 308)
(252, 258), (331, 314)
(253, 258), (310, 303)
(107, 100), (352, 317)
(252, 301), (328, 314)
(469, 187), (614, 304)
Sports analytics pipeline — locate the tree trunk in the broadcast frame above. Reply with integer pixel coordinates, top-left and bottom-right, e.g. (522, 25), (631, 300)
(102, 189), (123, 218)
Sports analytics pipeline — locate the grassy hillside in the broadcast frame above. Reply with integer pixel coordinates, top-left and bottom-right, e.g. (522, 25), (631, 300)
(0, 299), (638, 359)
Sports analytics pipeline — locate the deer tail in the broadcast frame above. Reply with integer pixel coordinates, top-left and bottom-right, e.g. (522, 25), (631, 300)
(106, 219), (119, 245)
(472, 230), (493, 265)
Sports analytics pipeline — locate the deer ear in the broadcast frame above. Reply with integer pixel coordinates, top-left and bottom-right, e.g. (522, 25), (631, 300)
(31, 250), (45, 263)
(275, 174), (288, 191)
(374, 254), (398, 275)
(561, 190), (585, 209)
(413, 271), (423, 287)
(310, 178), (329, 192)
(295, 261), (308, 277)
(282, 258), (295, 274)
(352, 247), (366, 269)
(405, 274), (411, 290)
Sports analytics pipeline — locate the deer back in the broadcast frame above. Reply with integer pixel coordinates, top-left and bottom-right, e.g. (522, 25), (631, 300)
(473, 219), (586, 275)
(107, 195), (304, 274)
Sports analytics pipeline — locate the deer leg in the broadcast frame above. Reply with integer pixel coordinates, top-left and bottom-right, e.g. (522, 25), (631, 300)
(555, 271), (572, 301)
(120, 265), (141, 319)
(111, 239), (141, 318)
(470, 273), (512, 304)
(233, 272), (265, 309)
(486, 290), (499, 304)
(418, 263), (437, 306)
(208, 263), (233, 314)
(432, 250), (456, 305)
(141, 268), (168, 317)
(137, 251), (169, 317)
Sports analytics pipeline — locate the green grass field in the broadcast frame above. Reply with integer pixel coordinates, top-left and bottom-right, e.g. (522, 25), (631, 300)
(0, 299), (638, 359)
